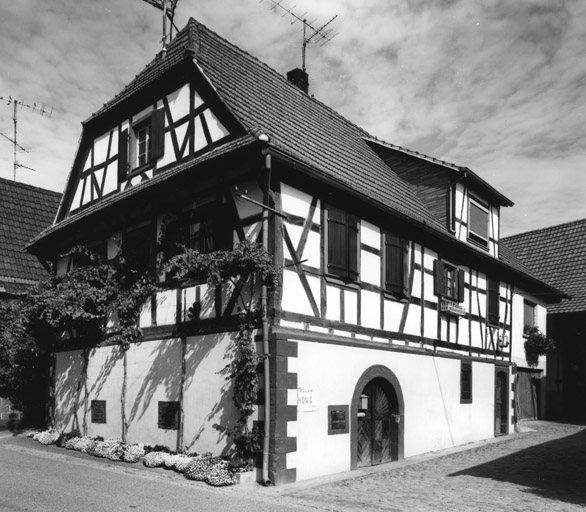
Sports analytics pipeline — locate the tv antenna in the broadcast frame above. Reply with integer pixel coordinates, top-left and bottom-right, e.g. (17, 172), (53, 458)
(262, 0), (338, 72)
(140, 0), (180, 54)
(0, 96), (53, 181)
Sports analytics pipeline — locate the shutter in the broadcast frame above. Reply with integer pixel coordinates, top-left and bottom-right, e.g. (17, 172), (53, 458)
(385, 233), (403, 294)
(327, 208), (349, 278)
(163, 220), (181, 259)
(213, 206), (233, 252)
(402, 238), (409, 297)
(433, 259), (444, 297)
(488, 279), (500, 324)
(347, 216), (359, 280)
(118, 129), (129, 183)
(151, 109), (166, 160)
(457, 268), (466, 303)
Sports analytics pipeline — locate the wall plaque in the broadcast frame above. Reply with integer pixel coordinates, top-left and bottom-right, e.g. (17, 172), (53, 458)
(297, 386), (319, 412)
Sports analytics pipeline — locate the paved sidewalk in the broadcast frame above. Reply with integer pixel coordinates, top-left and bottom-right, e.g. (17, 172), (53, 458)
(271, 421), (586, 512)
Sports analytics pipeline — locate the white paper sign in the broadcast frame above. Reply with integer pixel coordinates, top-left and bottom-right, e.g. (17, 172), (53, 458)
(297, 386), (319, 412)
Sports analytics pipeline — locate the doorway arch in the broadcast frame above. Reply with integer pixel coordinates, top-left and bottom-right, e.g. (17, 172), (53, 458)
(351, 365), (404, 470)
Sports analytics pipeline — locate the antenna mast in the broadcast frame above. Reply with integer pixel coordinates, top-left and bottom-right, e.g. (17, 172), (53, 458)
(263, 0), (338, 71)
(140, 0), (180, 53)
(0, 96), (53, 180)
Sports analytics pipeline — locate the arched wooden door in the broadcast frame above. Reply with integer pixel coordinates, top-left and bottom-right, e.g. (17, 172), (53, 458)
(357, 378), (398, 467)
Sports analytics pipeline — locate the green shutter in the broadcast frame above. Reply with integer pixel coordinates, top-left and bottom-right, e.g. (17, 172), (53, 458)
(327, 208), (349, 278)
(151, 109), (166, 160)
(118, 129), (128, 183)
(433, 259), (444, 297)
(457, 268), (466, 303)
(385, 233), (403, 294)
(487, 279), (500, 325)
(347, 215), (359, 280)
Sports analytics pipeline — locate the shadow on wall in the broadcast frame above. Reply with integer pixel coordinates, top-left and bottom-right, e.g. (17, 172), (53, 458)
(449, 427), (586, 506)
(90, 345), (122, 401)
(54, 352), (85, 431)
(128, 339), (183, 424)
(184, 332), (237, 454)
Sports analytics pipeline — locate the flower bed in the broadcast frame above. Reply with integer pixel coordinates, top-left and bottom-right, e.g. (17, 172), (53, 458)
(29, 430), (244, 486)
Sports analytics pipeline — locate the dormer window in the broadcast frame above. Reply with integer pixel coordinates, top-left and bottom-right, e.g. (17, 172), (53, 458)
(118, 109), (165, 181)
(468, 195), (489, 248)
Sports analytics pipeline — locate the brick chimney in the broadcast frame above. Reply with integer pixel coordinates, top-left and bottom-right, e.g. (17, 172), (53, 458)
(287, 68), (309, 93)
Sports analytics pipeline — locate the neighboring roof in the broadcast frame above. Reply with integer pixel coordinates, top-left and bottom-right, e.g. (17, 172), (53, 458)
(364, 138), (514, 207)
(0, 178), (61, 294)
(503, 218), (586, 314)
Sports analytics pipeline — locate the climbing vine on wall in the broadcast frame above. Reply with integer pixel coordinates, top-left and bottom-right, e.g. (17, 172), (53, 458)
(165, 239), (279, 464)
(524, 326), (555, 368)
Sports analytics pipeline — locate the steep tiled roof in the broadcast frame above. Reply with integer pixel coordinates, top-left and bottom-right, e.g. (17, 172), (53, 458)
(0, 178), (61, 294)
(84, 18), (444, 233)
(503, 219), (586, 314)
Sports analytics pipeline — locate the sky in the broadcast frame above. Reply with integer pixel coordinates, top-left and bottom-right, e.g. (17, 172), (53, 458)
(0, 0), (585, 237)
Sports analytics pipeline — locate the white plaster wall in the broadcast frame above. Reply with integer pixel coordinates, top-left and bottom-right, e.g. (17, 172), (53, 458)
(282, 269), (320, 317)
(85, 345), (124, 439)
(182, 332), (243, 455)
(361, 290), (380, 329)
(125, 339), (182, 448)
(54, 350), (84, 432)
(292, 339), (501, 481)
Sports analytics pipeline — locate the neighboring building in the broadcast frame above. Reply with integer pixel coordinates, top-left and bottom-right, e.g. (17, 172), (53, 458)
(504, 219), (586, 422)
(28, 19), (562, 484)
(0, 178), (61, 425)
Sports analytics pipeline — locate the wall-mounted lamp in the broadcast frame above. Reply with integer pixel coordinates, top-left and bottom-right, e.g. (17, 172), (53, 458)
(359, 394), (369, 410)
(498, 334), (509, 349)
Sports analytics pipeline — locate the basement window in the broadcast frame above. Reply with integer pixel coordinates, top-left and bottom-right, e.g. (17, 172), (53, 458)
(91, 400), (107, 424)
(158, 401), (180, 430)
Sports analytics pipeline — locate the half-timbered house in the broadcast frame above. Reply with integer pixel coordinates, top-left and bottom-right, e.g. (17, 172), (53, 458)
(28, 18), (562, 484)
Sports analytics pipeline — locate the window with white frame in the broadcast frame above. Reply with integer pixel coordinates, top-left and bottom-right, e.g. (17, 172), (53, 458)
(523, 299), (536, 335)
(434, 260), (465, 302)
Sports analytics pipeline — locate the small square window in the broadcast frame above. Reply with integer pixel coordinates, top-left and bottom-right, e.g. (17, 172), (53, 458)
(91, 400), (107, 424)
(328, 405), (349, 435)
(158, 401), (180, 430)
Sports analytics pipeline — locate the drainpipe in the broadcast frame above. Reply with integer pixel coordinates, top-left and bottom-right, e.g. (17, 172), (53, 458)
(261, 143), (272, 486)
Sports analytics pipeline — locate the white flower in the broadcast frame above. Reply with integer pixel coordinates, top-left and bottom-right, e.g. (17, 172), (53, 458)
(143, 451), (167, 468)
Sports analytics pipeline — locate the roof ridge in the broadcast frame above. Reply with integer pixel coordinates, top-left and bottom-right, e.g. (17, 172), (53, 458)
(365, 137), (465, 171)
(188, 18), (373, 139)
(503, 217), (586, 241)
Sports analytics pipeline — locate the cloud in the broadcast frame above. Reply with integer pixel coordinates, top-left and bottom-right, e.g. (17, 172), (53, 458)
(0, 0), (584, 237)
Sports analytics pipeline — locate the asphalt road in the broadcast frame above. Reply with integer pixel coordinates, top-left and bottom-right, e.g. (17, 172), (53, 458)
(2, 421), (585, 512)
(0, 434), (309, 512)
